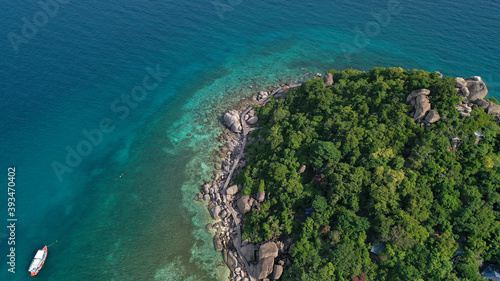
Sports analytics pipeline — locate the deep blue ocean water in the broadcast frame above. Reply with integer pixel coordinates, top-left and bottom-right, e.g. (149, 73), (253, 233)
(0, 0), (498, 280)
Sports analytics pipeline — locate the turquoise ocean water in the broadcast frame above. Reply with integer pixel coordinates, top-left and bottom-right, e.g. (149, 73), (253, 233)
(0, 0), (498, 280)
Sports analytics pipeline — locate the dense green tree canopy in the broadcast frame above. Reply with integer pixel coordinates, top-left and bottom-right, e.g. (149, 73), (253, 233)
(238, 67), (500, 280)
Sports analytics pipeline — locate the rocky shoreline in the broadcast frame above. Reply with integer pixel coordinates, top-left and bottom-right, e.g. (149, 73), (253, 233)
(195, 82), (302, 281)
(195, 71), (498, 281)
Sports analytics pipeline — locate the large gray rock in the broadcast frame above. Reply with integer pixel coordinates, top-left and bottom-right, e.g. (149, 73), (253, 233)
(467, 81), (488, 102)
(211, 205), (221, 220)
(223, 250), (238, 271)
(256, 191), (266, 203)
(406, 89), (430, 104)
(237, 196), (252, 214)
(226, 185), (239, 196)
(425, 110), (441, 124)
(488, 103), (500, 115)
(223, 110), (242, 133)
(413, 95), (431, 120)
(247, 116), (259, 125)
(473, 99), (491, 109)
(323, 73), (333, 87)
(259, 242), (279, 260)
(455, 77), (467, 88)
(240, 244), (256, 262)
(270, 265), (283, 280)
(253, 257), (275, 279)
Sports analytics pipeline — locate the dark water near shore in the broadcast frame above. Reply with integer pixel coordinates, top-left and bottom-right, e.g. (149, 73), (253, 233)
(0, 0), (498, 280)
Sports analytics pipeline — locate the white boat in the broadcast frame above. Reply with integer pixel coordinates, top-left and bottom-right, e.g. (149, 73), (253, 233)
(28, 246), (47, 276)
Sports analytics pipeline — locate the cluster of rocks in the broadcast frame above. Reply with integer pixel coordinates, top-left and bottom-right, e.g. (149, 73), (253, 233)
(257, 91), (269, 101)
(234, 193), (293, 280)
(223, 92), (269, 134)
(224, 110), (243, 134)
(195, 100), (256, 280)
(197, 85), (303, 281)
(199, 128), (254, 281)
(406, 88), (441, 126)
(454, 76), (500, 119)
(405, 75), (498, 125)
(239, 240), (294, 280)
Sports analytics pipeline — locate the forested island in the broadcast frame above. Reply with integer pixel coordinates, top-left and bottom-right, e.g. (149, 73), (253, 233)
(204, 67), (500, 281)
